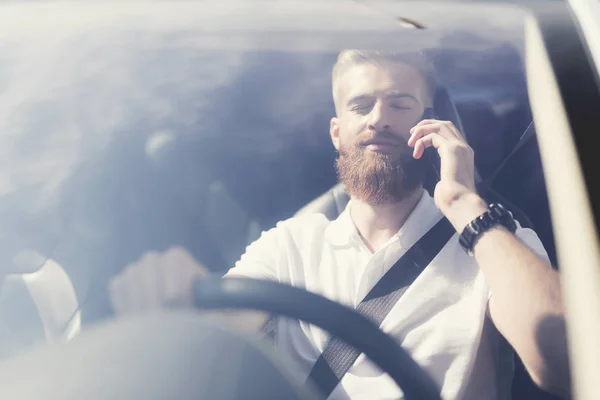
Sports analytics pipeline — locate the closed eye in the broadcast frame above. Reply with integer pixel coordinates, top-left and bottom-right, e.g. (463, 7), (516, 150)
(350, 104), (374, 114)
(391, 104), (412, 110)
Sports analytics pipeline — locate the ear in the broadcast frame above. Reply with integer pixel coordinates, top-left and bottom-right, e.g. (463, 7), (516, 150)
(330, 117), (341, 151)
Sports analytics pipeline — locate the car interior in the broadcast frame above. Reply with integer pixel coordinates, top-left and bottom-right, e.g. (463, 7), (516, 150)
(0, 0), (598, 399)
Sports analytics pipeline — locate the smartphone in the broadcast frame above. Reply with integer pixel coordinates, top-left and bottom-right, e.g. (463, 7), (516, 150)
(422, 107), (435, 120)
(421, 107), (442, 193)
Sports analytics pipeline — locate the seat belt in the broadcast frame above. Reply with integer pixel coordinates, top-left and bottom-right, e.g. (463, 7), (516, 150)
(305, 121), (538, 398)
(306, 217), (455, 398)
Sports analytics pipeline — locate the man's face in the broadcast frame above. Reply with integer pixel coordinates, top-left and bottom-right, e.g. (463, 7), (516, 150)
(331, 62), (431, 204)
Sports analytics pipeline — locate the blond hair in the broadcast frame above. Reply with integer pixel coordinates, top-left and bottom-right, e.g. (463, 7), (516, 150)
(332, 50), (436, 112)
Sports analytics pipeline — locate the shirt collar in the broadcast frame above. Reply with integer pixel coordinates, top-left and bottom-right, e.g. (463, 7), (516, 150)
(324, 201), (359, 247)
(323, 189), (443, 248)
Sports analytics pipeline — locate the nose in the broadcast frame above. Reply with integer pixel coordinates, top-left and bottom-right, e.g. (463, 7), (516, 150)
(367, 100), (391, 132)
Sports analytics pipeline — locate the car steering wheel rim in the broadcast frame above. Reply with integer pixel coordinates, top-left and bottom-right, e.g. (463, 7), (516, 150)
(194, 277), (441, 400)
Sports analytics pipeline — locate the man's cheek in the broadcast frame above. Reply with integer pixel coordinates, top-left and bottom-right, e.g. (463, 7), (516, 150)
(399, 113), (425, 132)
(339, 134), (359, 150)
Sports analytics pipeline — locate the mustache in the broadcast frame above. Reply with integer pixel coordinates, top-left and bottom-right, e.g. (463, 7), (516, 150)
(357, 131), (406, 147)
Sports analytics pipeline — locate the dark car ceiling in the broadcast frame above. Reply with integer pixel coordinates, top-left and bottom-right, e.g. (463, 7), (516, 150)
(0, 2), (537, 286)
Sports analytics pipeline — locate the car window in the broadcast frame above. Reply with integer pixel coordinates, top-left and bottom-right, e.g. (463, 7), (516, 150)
(0, 1), (556, 321)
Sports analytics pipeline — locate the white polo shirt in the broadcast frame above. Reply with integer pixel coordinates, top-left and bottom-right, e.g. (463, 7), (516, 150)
(226, 190), (549, 400)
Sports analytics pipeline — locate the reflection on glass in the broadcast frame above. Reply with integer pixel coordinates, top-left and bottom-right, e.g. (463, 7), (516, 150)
(0, 2), (568, 400)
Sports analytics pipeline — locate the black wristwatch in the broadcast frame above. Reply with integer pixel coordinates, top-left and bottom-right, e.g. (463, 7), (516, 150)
(459, 203), (517, 256)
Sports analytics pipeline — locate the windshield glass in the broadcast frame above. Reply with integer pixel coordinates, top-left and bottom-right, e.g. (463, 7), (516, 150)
(0, 1), (562, 393)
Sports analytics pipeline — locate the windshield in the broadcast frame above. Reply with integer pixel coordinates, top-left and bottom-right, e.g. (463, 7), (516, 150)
(0, 1), (561, 391)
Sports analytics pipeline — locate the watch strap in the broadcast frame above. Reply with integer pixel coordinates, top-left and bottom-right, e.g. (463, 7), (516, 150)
(459, 203), (517, 255)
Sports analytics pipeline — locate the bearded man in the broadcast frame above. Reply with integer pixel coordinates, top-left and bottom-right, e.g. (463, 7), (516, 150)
(109, 50), (569, 400)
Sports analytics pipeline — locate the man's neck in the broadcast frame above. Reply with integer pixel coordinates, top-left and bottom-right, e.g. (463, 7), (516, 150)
(349, 188), (424, 253)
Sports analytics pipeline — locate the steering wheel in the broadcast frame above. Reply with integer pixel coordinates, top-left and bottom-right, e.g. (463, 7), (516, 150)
(194, 277), (442, 400)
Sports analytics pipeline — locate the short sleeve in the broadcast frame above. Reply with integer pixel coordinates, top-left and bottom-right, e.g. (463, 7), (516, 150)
(224, 224), (285, 282)
(514, 222), (551, 265)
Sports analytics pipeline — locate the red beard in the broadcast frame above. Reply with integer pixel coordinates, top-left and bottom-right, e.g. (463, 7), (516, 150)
(336, 132), (428, 205)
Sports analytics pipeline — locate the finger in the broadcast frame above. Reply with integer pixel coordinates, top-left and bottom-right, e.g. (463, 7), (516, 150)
(108, 276), (126, 314)
(168, 246), (210, 279)
(413, 132), (448, 159)
(162, 250), (182, 305)
(409, 122), (467, 148)
(163, 246), (208, 306)
(415, 133), (476, 186)
(410, 120), (465, 142)
(409, 123), (450, 147)
(131, 251), (161, 311)
(121, 263), (144, 313)
(410, 119), (438, 131)
(441, 120), (466, 141)
(140, 257), (162, 309)
(409, 119), (438, 136)
(109, 267), (135, 315)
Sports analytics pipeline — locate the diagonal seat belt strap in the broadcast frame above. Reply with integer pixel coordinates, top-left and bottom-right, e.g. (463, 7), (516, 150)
(306, 217), (455, 399)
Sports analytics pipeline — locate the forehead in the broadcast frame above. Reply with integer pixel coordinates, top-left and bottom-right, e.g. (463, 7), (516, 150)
(337, 62), (426, 102)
